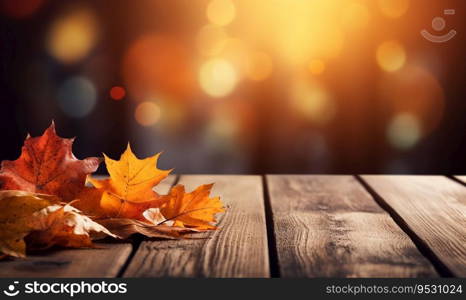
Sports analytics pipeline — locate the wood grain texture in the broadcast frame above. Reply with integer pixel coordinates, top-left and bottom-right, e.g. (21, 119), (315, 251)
(362, 175), (466, 277)
(0, 243), (132, 278)
(0, 175), (177, 278)
(267, 175), (437, 278)
(124, 175), (269, 278)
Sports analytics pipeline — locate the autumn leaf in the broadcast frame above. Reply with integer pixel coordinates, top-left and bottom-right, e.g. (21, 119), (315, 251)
(83, 144), (171, 219)
(73, 187), (107, 218)
(0, 122), (101, 201)
(0, 190), (61, 258)
(160, 184), (224, 230)
(26, 203), (118, 250)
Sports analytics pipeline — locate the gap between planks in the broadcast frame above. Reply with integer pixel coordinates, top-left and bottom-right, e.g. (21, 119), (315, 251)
(452, 176), (466, 186)
(122, 175), (270, 278)
(360, 175), (466, 277)
(266, 175), (437, 278)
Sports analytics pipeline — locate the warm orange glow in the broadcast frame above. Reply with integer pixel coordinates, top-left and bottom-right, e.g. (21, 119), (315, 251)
(308, 59), (326, 75)
(238, 0), (344, 65)
(376, 40), (406, 72)
(47, 8), (99, 64)
(341, 2), (370, 30)
(246, 52), (273, 81)
(122, 34), (195, 101)
(155, 100), (186, 133)
(206, 0), (236, 26)
(109, 86), (126, 101)
(196, 25), (229, 57)
(291, 79), (337, 125)
(378, 0), (410, 18)
(1, 0), (43, 19)
(199, 59), (238, 98)
(220, 38), (249, 75)
(135, 101), (161, 127)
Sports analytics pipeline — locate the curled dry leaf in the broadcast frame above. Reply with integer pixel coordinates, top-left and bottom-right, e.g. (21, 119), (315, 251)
(97, 218), (198, 239)
(161, 184), (225, 230)
(0, 122), (101, 201)
(79, 144), (171, 219)
(26, 203), (118, 250)
(0, 190), (61, 258)
(142, 208), (173, 226)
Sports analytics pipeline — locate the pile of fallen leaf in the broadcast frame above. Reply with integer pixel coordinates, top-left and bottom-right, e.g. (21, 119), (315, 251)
(0, 123), (224, 259)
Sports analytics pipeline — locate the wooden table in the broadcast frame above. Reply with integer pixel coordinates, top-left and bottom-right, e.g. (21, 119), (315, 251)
(1, 175), (465, 278)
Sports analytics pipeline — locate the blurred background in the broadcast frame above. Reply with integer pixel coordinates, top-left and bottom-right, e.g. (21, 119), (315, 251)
(0, 0), (465, 174)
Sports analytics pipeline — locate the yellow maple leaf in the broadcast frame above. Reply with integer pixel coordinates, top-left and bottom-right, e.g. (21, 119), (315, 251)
(85, 144), (171, 219)
(160, 184), (225, 230)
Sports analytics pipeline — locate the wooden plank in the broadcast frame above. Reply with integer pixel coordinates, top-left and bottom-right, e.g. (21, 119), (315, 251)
(0, 175), (177, 277)
(362, 175), (466, 277)
(0, 244), (132, 278)
(124, 175), (269, 278)
(267, 175), (437, 277)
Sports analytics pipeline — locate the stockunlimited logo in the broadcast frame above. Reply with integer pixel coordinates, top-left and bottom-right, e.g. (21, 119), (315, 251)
(3, 281), (20, 297)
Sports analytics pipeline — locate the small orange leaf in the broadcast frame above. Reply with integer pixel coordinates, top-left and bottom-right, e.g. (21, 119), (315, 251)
(86, 144), (171, 218)
(0, 123), (101, 201)
(160, 184), (224, 230)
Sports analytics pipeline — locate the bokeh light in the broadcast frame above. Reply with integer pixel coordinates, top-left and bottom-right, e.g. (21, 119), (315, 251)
(376, 40), (406, 72)
(206, 0), (236, 26)
(196, 25), (229, 57)
(239, 0), (344, 65)
(308, 59), (326, 75)
(47, 8), (99, 64)
(246, 52), (273, 81)
(387, 112), (421, 150)
(57, 76), (97, 118)
(0, 0), (43, 19)
(379, 65), (445, 135)
(135, 101), (161, 127)
(377, 0), (410, 18)
(3, 0), (464, 176)
(291, 79), (336, 125)
(123, 34), (195, 101)
(109, 86), (126, 101)
(199, 58), (238, 98)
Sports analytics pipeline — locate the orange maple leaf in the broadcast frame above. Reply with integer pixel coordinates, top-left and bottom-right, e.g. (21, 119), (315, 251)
(160, 184), (224, 230)
(80, 144), (171, 219)
(0, 123), (101, 201)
